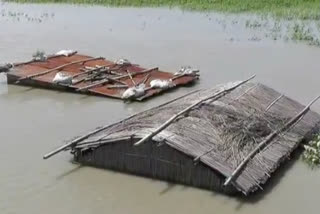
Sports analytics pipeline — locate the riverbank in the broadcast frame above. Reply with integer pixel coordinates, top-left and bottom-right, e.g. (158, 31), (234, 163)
(10, 0), (320, 20)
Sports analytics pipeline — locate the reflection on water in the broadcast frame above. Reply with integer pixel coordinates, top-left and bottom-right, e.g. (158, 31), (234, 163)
(0, 2), (320, 214)
(0, 75), (8, 95)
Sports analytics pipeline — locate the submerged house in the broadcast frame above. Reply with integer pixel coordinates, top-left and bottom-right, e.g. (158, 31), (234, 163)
(45, 79), (320, 195)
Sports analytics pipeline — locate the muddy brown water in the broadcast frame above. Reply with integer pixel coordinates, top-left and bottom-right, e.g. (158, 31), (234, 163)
(1, 2), (320, 214)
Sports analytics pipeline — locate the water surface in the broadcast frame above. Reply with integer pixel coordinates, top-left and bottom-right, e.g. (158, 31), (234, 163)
(1, 2), (320, 214)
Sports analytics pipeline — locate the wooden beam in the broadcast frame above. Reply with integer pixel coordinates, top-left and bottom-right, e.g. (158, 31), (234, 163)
(223, 95), (320, 186)
(76, 67), (158, 91)
(234, 84), (258, 101)
(265, 94), (284, 112)
(126, 70), (137, 86)
(12, 51), (78, 68)
(43, 126), (107, 159)
(72, 66), (105, 79)
(16, 57), (104, 83)
(107, 85), (129, 89)
(133, 75), (256, 146)
(193, 147), (215, 162)
(139, 73), (151, 85)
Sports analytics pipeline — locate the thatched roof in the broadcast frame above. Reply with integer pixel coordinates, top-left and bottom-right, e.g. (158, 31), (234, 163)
(72, 81), (320, 195)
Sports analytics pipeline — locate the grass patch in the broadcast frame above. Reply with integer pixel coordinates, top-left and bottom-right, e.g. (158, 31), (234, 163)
(290, 23), (320, 46)
(9, 0), (320, 20)
(302, 134), (320, 168)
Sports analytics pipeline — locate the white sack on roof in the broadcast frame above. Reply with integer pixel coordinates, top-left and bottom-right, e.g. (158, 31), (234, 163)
(122, 84), (146, 100)
(55, 50), (77, 57)
(150, 79), (175, 89)
(174, 66), (200, 76)
(115, 59), (131, 65)
(53, 72), (72, 85)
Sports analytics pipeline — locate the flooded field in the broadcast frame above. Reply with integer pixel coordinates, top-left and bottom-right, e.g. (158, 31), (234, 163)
(1, 2), (320, 214)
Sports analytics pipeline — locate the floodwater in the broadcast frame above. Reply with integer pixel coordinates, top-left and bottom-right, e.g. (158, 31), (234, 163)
(1, 2), (320, 214)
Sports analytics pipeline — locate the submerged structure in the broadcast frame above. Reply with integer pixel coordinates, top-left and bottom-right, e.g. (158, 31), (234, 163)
(44, 78), (320, 195)
(0, 51), (198, 101)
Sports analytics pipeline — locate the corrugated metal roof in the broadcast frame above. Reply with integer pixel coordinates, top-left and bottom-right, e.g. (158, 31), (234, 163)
(7, 54), (198, 100)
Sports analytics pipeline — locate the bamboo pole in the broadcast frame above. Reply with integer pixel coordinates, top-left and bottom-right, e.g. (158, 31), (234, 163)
(16, 57), (104, 83)
(140, 73), (151, 85)
(223, 95), (320, 186)
(234, 84), (258, 101)
(72, 67), (108, 85)
(12, 51), (78, 67)
(2, 52), (79, 74)
(126, 70), (137, 86)
(75, 136), (136, 148)
(43, 88), (201, 159)
(74, 64), (121, 80)
(107, 85), (129, 89)
(77, 67), (158, 91)
(193, 147), (215, 162)
(42, 126), (109, 160)
(265, 94), (284, 111)
(170, 73), (200, 81)
(72, 66), (106, 79)
(134, 75), (256, 146)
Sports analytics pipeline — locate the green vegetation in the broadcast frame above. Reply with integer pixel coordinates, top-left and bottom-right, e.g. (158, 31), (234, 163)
(303, 134), (320, 168)
(290, 23), (320, 46)
(11, 0), (320, 20)
(243, 18), (320, 46)
(245, 20), (263, 29)
(269, 21), (282, 40)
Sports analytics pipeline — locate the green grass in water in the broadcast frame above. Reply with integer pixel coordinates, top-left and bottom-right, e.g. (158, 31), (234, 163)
(303, 134), (320, 168)
(11, 0), (320, 20)
(290, 23), (320, 46)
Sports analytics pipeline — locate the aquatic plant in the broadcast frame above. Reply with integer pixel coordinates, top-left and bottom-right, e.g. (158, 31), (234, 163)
(245, 20), (262, 29)
(290, 23), (320, 47)
(291, 23), (313, 41)
(302, 134), (320, 168)
(11, 0), (320, 20)
(268, 21), (282, 40)
(0, 8), (53, 23)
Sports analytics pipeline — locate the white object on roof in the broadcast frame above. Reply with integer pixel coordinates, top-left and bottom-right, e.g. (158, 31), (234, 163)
(150, 79), (175, 89)
(53, 72), (72, 85)
(55, 50), (77, 57)
(122, 84), (146, 100)
(174, 66), (200, 76)
(115, 59), (131, 65)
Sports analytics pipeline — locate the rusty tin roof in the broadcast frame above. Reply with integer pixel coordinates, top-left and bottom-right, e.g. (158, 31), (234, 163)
(7, 53), (198, 101)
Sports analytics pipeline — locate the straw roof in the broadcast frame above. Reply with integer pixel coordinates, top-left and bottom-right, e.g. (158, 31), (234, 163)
(73, 82), (320, 194)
